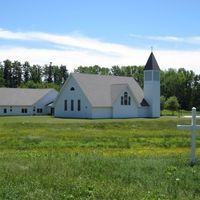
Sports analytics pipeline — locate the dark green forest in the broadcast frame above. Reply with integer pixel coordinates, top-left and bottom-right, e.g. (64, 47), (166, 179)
(0, 60), (69, 91)
(0, 60), (199, 110)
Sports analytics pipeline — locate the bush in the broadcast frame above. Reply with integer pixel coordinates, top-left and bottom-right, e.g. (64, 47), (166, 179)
(165, 96), (180, 115)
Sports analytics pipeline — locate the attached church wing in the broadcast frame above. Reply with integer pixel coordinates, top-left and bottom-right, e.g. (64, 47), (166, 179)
(0, 88), (56, 106)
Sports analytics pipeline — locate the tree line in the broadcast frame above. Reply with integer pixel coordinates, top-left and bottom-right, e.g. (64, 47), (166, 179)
(0, 60), (200, 110)
(0, 60), (69, 90)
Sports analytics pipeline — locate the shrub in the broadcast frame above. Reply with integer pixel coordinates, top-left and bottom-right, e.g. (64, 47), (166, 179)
(165, 96), (180, 115)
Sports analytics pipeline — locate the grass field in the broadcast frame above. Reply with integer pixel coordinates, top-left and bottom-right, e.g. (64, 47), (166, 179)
(0, 116), (200, 199)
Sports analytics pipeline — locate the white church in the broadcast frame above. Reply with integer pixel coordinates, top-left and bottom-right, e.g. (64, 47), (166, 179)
(54, 52), (160, 119)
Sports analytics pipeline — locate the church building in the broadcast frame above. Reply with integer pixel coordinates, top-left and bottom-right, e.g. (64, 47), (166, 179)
(54, 52), (160, 118)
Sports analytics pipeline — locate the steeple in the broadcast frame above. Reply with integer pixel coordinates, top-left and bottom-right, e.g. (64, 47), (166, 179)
(144, 52), (160, 71)
(143, 52), (160, 118)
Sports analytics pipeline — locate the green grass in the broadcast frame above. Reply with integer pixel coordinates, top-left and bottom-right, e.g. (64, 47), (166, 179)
(161, 109), (200, 117)
(0, 116), (200, 199)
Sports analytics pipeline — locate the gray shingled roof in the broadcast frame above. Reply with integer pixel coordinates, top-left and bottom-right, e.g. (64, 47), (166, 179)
(144, 52), (160, 70)
(0, 88), (55, 106)
(111, 84), (128, 104)
(72, 73), (148, 107)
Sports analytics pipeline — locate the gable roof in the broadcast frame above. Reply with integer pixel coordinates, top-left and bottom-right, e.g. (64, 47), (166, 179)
(111, 84), (128, 104)
(71, 73), (148, 107)
(0, 88), (56, 106)
(144, 52), (160, 70)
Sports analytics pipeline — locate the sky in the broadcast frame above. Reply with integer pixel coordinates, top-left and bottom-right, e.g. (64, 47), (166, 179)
(1, 0), (200, 73)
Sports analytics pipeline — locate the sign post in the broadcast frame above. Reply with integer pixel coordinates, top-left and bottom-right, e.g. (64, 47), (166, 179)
(177, 107), (200, 166)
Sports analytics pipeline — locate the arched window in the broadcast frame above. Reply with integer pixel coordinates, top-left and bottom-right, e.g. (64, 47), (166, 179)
(124, 92), (128, 105)
(70, 87), (75, 91)
(120, 92), (131, 106)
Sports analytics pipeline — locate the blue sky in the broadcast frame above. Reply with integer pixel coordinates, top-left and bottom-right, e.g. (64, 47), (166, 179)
(1, 0), (200, 73)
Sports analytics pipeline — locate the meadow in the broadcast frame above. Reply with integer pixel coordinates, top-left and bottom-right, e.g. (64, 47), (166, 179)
(0, 116), (200, 199)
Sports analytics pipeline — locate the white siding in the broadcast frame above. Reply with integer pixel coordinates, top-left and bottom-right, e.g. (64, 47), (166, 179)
(112, 88), (138, 118)
(34, 90), (58, 115)
(92, 107), (112, 118)
(144, 70), (160, 117)
(0, 106), (33, 116)
(138, 107), (150, 117)
(54, 76), (92, 118)
(0, 90), (58, 116)
(47, 106), (54, 115)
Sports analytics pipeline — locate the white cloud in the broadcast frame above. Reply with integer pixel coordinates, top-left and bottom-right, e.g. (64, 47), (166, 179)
(130, 34), (200, 45)
(0, 46), (148, 72)
(0, 29), (200, 74)
(156, 50), (200, 73)
(0, 28), (31, 40)
(0, 28), (135, 56)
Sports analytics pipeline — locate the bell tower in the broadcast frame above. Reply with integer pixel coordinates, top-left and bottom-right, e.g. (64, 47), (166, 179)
(144, 52), (160, 117)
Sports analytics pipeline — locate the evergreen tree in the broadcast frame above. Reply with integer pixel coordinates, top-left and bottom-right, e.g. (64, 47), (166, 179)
(44, 62), (53, 83)
(30, 65), (42, 83)
(60, 65), (68, 83)
(23, 61), (31, 83)
(53, 65), (61, 85)
(3, 60), (12, 87)
(12, 61), (22, 87)
(0, 63), (5, 86)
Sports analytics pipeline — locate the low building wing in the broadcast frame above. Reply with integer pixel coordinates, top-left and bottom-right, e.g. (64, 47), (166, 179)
(0, 88), (56, 106)
(0, 88), (58, 116)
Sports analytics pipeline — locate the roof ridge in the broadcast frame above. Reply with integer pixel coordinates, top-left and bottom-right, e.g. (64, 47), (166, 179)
(0, 87), (54, 90)
(72, 72), (136, 79)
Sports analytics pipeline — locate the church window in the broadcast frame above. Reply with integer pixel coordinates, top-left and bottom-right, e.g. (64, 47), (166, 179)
(37, 108), (43, 113)
(78, 100), (81, 111)
(128, 96), (131, 105)
(21, 108), (28, 113)
(121, 96), (124, 105)
(71, 100), (74, 111)
(64, 100), (67, 111)
(124, 92), (128, 105)
(70, 87), (75, 91)
(121, 92), (131, 106)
